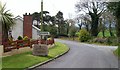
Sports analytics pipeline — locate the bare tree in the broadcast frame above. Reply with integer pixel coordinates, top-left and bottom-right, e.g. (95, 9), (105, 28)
(75, 14), (84, 30)
(75, 0), (106, 36)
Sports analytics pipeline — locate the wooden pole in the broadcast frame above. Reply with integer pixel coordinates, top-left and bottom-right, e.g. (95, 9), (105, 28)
(41, 0), (43, 32)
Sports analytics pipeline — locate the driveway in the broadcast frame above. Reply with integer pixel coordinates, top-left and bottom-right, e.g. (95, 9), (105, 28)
(35, 39), (118, 68)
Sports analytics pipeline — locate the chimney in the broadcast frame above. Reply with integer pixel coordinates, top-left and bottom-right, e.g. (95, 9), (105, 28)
(23, 13), (32, 38)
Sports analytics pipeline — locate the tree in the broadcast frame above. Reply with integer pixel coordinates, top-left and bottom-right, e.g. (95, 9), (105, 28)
(32, 11), (51, 30)
(102, 11), (115, 37)
(69, 26), (77, 40)
(99, 18), (106, 37)
(75, 1), (106, 36)
(107, 2), (120, 44)
(32, 12), (40, 27)
(75, 14), (83, 30)
(55, 11), (64, 35)
(0, 3), (15, 43)
(82, 14), (91, 32)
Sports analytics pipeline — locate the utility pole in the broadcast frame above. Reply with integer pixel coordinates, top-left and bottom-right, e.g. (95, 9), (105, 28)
(41, 0), (43, 31)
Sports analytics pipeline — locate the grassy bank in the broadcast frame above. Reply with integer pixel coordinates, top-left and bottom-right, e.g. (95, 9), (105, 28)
(59, 37), (79, 42)
(114, 46), (120, 58)
(2, 42), (69, 70)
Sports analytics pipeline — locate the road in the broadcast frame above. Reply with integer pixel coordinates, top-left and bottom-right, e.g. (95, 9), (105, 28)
(35, 39), (118, 68)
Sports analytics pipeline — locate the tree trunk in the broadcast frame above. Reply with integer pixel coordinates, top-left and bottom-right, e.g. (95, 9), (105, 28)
(102, 30), (105, 38)
(85, 24), (89, 32)
(67, 25), (69, 35)
(2, 23), (9, 43)
(116, 18), (120, 44)
(90, 15), (99, 37)
(78, 24), (82, 30)
(109, 23), (114, 37)
(73, 36), (74, 40)
(58, 24), (60, 35)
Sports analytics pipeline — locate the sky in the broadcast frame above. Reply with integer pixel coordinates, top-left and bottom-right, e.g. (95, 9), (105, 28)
(1, 0), (78, 19)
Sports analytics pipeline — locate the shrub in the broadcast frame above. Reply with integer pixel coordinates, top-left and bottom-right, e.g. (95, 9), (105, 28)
(17, 36), (23, 40)
(23, 36), (29, 40)
(79, 29), (90, 42)
(47, 38), (52, 40)
(106, 37), (118, 46)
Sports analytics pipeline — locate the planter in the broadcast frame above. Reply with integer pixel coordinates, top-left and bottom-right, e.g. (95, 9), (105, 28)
(32, 44), (48, 56)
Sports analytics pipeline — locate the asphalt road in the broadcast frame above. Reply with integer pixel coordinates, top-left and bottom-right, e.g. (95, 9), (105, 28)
(35, 39), (118, 68)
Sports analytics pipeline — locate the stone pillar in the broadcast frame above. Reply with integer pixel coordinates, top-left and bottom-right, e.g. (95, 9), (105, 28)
(23, 13), (32, 38)
(0, 23), (2, 45)
(32, 44), (48, 56)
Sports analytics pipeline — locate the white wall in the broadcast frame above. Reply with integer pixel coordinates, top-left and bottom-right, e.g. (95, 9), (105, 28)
(32, 25), (40, 40)
(12, 18), (23, 40)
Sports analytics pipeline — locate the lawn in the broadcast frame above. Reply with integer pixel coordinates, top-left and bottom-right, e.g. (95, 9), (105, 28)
(97, 30), (116, 37)
(2, 42), (69, 70)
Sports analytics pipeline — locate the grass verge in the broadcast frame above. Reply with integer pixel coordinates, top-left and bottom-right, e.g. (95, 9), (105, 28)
(2, 42), (69, 70)
(114, 47), (120, 58)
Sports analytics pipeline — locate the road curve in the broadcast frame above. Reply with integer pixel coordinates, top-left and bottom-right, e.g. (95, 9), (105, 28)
(35, 39), (118, 68)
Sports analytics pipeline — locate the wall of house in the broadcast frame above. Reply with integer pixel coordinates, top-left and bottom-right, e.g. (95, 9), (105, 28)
(32, 25), (40, 39)
(11, 14), (40, 40)
(12, 18), (23, 40)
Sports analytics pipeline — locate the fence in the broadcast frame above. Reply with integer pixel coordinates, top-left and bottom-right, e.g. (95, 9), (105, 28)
(3, 39), (54, 52)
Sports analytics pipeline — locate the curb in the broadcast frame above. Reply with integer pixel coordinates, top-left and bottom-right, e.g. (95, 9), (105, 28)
(26, 47), (70, 70)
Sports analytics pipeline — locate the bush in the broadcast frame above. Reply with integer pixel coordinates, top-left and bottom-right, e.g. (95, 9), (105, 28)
(106, 37), (118, 46)
(17, 36), (23, 40)
(47, 38), (51, 40)
(23, 36), (29, 40)
(79, 29), (90, 42)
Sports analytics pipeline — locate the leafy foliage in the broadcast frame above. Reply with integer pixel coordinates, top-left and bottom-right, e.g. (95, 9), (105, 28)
(17, 36), (23, 40)
(23, 36), (29, 40)
(79, 29), (90, 42)
(0, 3), (15, 42)
(75, 1), (106, 36)
(69, 26), (77, 38)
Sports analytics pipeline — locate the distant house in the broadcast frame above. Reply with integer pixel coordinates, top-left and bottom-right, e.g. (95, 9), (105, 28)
(11, 14), (41, 40)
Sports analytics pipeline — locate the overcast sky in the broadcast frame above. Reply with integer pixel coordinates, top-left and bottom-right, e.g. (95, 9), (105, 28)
(1, 0), (78, 19)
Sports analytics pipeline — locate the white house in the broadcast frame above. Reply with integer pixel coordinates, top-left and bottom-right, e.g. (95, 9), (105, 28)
(11, 15), (40, 40)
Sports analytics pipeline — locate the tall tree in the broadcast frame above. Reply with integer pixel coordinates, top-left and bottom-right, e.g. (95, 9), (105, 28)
(32, 12), (40, 27)
(55, 11), (64, 35)
(75, 1), (106, 36)
(0, 3), (15, 43)
(107, 2), (120, 44)
(32, 11), (51, 29)
(102, 11), (115, 37)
